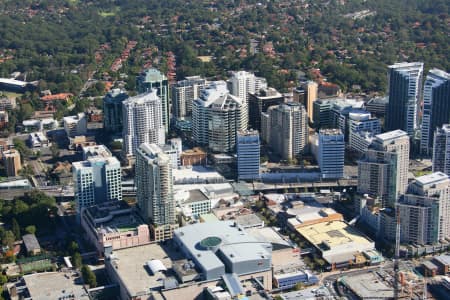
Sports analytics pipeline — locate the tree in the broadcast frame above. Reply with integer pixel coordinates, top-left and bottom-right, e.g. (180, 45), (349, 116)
(109, 140), (123, 150)
(1, 230), (15, 249)
(12, 218), (21, 240)
(0, 274), (7, 285)
(67, 241), (79, 255)
(81, 265), (97, 288)
(50, 143), (60, 159)
(25, 225), (36, 235)
(72, 252), (82, 269)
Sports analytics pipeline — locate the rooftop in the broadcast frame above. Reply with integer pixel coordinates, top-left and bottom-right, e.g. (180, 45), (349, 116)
(22, 234), (40, 251)
(434, 255), (450, 266)
(82, 144), (112, 159)
(296, 220), (374, 263)
(414, 172), (449, 186)
(341, 272), (394, 299)
(375, 129), (408, 142)
(108, 243), (183, 297)
(174, 221), (271, 278)
(234, 214), (263, 227)
(245, 227), (293, 251)
(22, 272), (89, 300)
(319, 128), (343, 136)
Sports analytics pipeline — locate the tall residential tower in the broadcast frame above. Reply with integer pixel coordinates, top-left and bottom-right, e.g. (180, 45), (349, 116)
(135, 143), (177, 241)
(122, 90), (165, 157)
(420, 69), (450, 155)
(137, 68), (170, 132)
(386, 62), (423, 136)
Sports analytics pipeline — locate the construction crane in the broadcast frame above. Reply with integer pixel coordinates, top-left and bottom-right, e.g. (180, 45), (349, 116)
(394, 206), (400, 299)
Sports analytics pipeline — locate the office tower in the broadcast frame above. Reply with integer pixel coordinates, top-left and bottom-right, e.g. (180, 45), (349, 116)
(248, 87), (284, 131)
(358, 130), (410, 207)
(420, 69), (450, 155)
(318, 129), (344, 179)
(137, 68), (170, 132)
(73, 156), (122, 214)
(313, 99), (333, 129)
(228, 71), (267, 129)
(266, 102), (308, 160)
(2, 149), (21, 177)
(292, 86), (306, 105)
(135, 143), (177, 240)
(103, 88), (128, 133)
(192, 81), (245, 153)
(63, 113), (87, 137)
(171, 76), (207, 120)
(397, 172), (450, 244)
(122, 90), (165, 157)
(385, 62), (423, 136)
(432, 124), (450, 175)
(358, 150), (398, 208)
(372, 130), (410, 197)
(237, 130), (260, 180)
(348, 111), (381, 151)
(301, 81), (318, 122)
(365, 96), (389, 117)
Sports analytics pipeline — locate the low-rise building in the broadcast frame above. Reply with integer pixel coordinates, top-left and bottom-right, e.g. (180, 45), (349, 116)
(9, 272), (89, 300)
(81, 201), (150, 256)
(296, 220), (376, 270)
(22, 234), (41, 255)
(180, 147), (207, 166)
(176, 189), (211, 218)
(106, 221), (274, 300)
(63, 113), (87, 137)
(28, 132), (50, 148)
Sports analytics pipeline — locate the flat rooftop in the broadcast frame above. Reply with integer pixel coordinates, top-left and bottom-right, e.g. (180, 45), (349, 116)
(173, 166), (225, 182)
(341, 272), (394, 299)
(23, 272), (89, 300)
(235, 214), (263, 227)
(375, 129), (408, 142)
(245, 227), (292, 251)
(184, 189), (209, 203)
(415, 172), (449, 186)
(108, 243), (184, 297)
(296, 220), (373, 250)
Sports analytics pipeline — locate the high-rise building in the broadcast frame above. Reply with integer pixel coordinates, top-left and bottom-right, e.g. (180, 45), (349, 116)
(228, 71), (267, 129)
(2, 149), (21, 177)
(266, 102), (308, 160)
(192, 81), (245, 153)
(122, 90), (165, 157)
(348, 111), (381, 151)
(372, 130), (410, 198)
(248, 87), (284, 131)
(406, 172), (450, 241)
(385, 62), (423, 136)
(358, 130), (410, 207)
(73, 156), (122, 214)
(358, 150), (398, 208)
(237, 130), (260, 180)
(397, 194), (440, 245)
(103, 88), (128, 133)
(302, 81), (318, 122)
(318, 129), (344, 179)
(135, 143), (177, 241)
(171, 76), (207, 120)
(420, 69), (450, 155)
(432, 124), (450, 176)
(137, 68), (170, 132)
